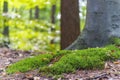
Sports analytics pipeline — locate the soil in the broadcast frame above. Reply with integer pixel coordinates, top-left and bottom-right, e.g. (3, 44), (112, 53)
(0, 48), (120, 80)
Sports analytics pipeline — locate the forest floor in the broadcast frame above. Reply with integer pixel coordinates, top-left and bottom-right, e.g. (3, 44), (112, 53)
(0, 48), (120, 80)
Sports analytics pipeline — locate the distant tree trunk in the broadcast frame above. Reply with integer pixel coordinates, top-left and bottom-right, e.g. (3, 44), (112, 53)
(61, 0), (80, 49)
(50, 5), (56, 32)
(3, 1), (10, 47)
(29, 8), (33, 20)
(66, 0), (120, 50)
(34, 6), (39, 19)
(3, 1), (9, 36)
(0, 1), (2, 28)
(51, 5), (56, 24)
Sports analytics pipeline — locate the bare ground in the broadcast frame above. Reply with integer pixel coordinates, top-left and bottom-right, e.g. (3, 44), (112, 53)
(0, 48), (120, 80)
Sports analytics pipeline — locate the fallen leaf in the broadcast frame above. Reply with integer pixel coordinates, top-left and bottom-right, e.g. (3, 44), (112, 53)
(19, 54), (23, 57)
(25, 73), (33, 79)
(34, 77), (40, 80)
(105, 63), (110, 69)
(113, 61), (120, 64)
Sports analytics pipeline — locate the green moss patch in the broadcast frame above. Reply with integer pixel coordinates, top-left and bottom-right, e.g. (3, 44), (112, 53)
(40, 47), (120, 75)
(6, 45), (120, 75)
(6, 53), (53, 74)
(109, 37), (120, 45)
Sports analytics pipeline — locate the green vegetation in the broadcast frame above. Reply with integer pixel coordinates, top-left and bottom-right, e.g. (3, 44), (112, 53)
(41, 46), (120, 75)
(6, 53), (53, 74)
(2, 0), (120, 77)
(0, 19), (60, 51)
(109, 37), (120, 45)
(0, 0), (61, 52)
(0, 0), (86, 51)
(6, 45), (120, 75)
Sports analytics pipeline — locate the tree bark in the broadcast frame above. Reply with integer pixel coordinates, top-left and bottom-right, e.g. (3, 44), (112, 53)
(3, 1), (9, 37)
(61, 0), (80, 49)
(29, 8), (33, 20)
(51, 5), (56, 24)
(3, 1), (10, 47)
(66, 0), (120, 50)
(34, 6), (39, 19)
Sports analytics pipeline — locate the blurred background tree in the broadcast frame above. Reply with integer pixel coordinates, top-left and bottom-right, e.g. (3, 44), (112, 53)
(0, 0), (87, 52)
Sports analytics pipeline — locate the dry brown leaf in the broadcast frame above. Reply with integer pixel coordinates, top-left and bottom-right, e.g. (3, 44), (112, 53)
(113, 61), (120, 64)
(105, 62), (110, 69)
(25, 73), (33, 79)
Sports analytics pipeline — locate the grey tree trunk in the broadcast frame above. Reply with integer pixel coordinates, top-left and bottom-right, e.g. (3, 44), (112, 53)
(66, 0), (120, 50)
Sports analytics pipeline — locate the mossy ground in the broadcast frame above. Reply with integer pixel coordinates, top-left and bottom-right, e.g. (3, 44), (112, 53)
(6, 53), (53, 74)
(6, 45), (120, 75)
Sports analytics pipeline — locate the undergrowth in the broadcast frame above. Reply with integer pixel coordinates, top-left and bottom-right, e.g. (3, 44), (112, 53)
(40, 46), (120, 75)
(6, 53), (53, 74)
(6, 45), (120, 75)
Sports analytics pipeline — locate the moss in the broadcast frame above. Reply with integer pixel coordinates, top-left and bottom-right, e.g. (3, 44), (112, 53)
(106, 45), (120, 59)
(40, 46), (120, 75)
(50, 50), (102, 74)
(7, 45), (120, 75)
(109, 37), (120, 45)
(6, 53), (53, 74)
(49, 55), (104, 75)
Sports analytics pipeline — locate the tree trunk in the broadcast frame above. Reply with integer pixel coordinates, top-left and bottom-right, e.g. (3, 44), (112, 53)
(3, 1), (10, 47)
(3, 1), (9, 37)
(61, 0), (80, 49)
(0, 0), (2, 28)
(29, 8), (33, 20)
(34, 6), (39, 19)
(66, 0), (120, 50)
(51, 5), (56, 24)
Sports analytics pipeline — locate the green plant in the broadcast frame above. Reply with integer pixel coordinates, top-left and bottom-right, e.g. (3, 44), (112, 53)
(7, 45), (120, 75)
(5, 19), (60, 51)
(6, 53), (53, 74)
(109, 37), (120, 45)
(40, 47), (120, 75)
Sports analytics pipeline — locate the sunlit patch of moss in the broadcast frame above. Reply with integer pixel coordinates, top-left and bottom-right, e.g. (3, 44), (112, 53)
(48, 55), (104, 75)
(7, 45), (120, 75)
(6, 53), (53, 74)
(109, 37), (120, 45)
(40, 47), (120, 75)
(106, 45), (120, 59)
